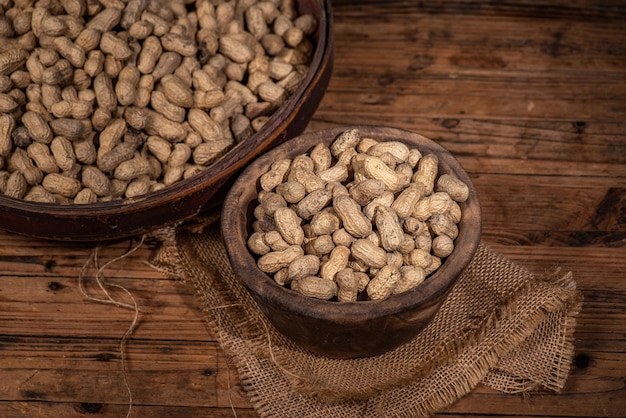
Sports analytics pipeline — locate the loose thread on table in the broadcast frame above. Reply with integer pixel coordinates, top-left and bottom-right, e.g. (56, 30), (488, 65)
(211, 304), (239, 418)
(258, 317), (307, 382)
(204, 296), (309, 409)
(78, 235), (146, 418)
(202, 282), (309, 397)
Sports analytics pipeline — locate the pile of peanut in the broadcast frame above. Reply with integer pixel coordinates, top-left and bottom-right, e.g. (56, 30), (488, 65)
(0, 0), (316, 203)
(248, 128), (470, 302)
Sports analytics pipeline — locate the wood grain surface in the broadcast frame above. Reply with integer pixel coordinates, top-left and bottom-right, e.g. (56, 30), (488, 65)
(1, 0), (625, 416)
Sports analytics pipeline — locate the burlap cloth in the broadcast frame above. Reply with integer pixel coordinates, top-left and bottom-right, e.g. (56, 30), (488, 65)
(149, 213), (583, 418)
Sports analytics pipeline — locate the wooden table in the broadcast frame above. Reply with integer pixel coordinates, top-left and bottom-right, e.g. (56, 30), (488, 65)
(2, 0), (625, 416)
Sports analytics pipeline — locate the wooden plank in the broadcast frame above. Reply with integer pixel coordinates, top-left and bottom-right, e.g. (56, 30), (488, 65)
(307, 119), (626, 178)
(0, 274), (213, 340)
(0, 337), (251, 409)
(473, 175), (626, 239)
(443, 384), (626, 417)
(0, 402), (257, 418)
(330, 0), (626, 23)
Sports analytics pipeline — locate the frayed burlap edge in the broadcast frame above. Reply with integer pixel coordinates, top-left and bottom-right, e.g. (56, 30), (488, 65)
(148, 217), (583, 418)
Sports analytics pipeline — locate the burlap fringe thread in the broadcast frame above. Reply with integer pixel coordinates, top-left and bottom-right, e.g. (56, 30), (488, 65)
(150, 217), (583, 418)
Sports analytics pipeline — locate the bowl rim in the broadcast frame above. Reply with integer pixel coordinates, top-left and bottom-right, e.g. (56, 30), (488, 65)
(0, 0), (333, 218)
(221, 125), (482, 322)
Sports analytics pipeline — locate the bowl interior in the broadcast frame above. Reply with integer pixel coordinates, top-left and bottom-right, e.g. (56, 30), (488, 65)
(0, 0), (334, 241)
(221, 125), (482, 324)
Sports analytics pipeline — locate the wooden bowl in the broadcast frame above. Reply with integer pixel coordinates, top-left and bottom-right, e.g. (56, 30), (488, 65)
(0, 0), (333, 242)
(221, 125), (482, 358)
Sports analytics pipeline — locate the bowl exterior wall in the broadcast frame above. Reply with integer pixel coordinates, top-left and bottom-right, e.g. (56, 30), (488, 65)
(252, 286), (451, 358)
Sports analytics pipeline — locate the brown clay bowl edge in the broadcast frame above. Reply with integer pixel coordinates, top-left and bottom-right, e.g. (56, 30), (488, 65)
(221, 125), (482, 326)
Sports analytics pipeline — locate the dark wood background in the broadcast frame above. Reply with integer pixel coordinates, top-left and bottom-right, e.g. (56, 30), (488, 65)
(1, 0), (625, 416)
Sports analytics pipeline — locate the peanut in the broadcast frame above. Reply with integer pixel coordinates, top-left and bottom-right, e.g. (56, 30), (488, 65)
(0, 92), (19, 113)
(394, 265), (426, 295)
(309, 209), (341, 236)
(125, 175), (153, 198)
(115, 65), (140, 106)
(290, 276), (337, 301)
(436, 173), (470, 202)
(336, 268), (358, 302)
(114, 153), (152, 181)
(81, 165), (111, 197)
(391, 184), (423, 219)
(191, 139), (233, 166)
(330, 128), (360, 158)
(0, 49), (28, 76)
(411, 192), (452, 221)
(332, 228), (355, 247)
(287, 254), (320, 283)
(374, 206), (404, 251)
(21, 111), (53, 144)
(27, 142), (59, 174)
(74, 187), (98, 204)
(274, 206), (304, 245)
(100, 32), (133, 60)
(333, 195), (372, 238)
(187, 108), (222, 141)
(412, 153), (439, 195)
(361, 155), (405, 192)
(151, 90), (185, 123)
(5, 171), (27, 199)
(9, 148), (43, 185)
(424, 256), (442, 276)
(74, 136), (97, 165)
(275, 180), (306, 204)
(260, 191), (287, 216)
(304, 234), (335, 257)
(432, 234), (455, 258)
(367, 265), (401, 301)
(295, 188), (333, 220)
(160, 74), (194, 108)
(0, 114), (15, 157)
(367, 140), (410, 163)
(48, 118), (91, 140)
(363, 190), (394, 220)
(248, 232), (272, 256)
(319, 245), (350, 281)
(24, 185), (57, 203)
(350, 239), (387, 269)
(263, 230), (290, 251)
(53, 36), (86, 68)
(260, 158), (291, 191)
(405, 249), (433, 270)
(349, 178), (385, 206)
(257, 245), (303, 274)
(288, 165), (325, 194)
(42, 172), (81, 198)
(429, 213), (459, 240)
(163, 143), (191, 186)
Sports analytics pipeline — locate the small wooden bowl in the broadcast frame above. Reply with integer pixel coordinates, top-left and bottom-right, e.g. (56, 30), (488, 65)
(221, 125), (482, 358)
(0, 0), (333, 242)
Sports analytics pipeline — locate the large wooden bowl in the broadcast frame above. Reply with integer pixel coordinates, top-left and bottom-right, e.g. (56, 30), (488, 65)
(221, 125), (482, 358)
(0, 0), (333, 242)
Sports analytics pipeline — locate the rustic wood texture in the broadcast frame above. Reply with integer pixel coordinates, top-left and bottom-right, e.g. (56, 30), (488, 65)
(1, 0), (625, 416)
